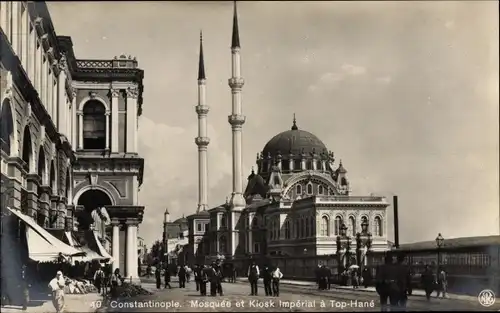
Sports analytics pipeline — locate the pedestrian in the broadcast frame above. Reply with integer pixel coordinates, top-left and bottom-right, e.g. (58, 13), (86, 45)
(272, 266), (283, 297)
(214, 261), (224, 296)
(375, 253), (392, 312)
(155, 265), (162, 289)
(194, 264), (201, 291)
(178, 265), (186, 288)
(315, 264), (322, 289)
(110, 268), (121, 299)
(232, 266), (237, 283)
(164, 264), (172, 289)
(352, 269), (359, 289)
(185, 265), (192, 283)
(421, 265), (435, 301)
(200, 265), (208, 296)
(94, 266), (105, 294)
(396, 254), (410, 310)
(48, 271), (66, 313)
(436, 267), (447, 298)
(362, 267), (371, 288)
(247, 261), (260, 296)
(262, 266), (272, 296)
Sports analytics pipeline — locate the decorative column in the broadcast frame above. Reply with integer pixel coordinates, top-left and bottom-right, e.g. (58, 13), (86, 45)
(38, 186), (52, 227)
(112, 222), (120, 272)
(25, 174), (40, 218)
(58, 66), (67, 135)
(125, 88), (138, 153)
(77, 111), (83, 150)
(105, 112), (110, 150)
(125, 222), (139, 281)
(50, 195), (59, 228)
(110, 89), (119, 153)
(71, 91), (77, 148)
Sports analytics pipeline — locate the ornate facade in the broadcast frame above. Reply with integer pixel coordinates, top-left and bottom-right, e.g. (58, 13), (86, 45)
(1, 2), (144, 282)
(186, 2), (390, 266)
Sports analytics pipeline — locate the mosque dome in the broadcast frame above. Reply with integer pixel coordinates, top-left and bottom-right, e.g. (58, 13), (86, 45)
(262, 118), (328, 158)
(174, 217), (187, 224)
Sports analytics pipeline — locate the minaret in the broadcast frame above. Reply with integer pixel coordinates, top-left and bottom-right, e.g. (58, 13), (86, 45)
(228, 1), (246, 210)
(195, 31), (210, 213)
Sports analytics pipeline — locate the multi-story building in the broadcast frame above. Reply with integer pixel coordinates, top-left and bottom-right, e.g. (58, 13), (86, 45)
(185, 2), (391, 270)
(1, 2), (145, 282)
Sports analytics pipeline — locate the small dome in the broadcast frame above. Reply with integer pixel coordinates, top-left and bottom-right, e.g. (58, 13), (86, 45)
(174, 217), (187, 224)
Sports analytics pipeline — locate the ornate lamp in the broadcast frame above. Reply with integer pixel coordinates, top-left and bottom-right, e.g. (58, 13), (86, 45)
(435, 233), (444, 248)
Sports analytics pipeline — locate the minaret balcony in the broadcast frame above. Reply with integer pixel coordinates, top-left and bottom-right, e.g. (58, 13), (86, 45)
(195, 137), (211, 146)
(228, 77), (245, 89)
(195, 105), (210, 115)
(228, 114), (246, 126)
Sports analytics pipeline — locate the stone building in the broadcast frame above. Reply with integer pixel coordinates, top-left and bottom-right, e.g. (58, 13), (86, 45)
(1, 2), (145, 281)
(185, 2), (390, 267)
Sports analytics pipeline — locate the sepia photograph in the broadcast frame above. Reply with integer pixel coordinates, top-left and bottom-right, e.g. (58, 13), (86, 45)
(0, 1), (498, 312)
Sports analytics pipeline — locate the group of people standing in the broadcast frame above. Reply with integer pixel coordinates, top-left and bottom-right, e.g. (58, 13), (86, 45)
(154, 261), (225, 296)
(375, 253), (448, 311)
(247, 261), (283, 297)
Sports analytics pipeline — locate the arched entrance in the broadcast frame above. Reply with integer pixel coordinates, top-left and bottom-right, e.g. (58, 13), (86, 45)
(21, 126), (32, 172)
(76, 189), (112, 230)
(0, 98), (15, 155)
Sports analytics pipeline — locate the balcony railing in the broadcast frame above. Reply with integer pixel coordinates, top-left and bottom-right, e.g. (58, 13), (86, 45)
(76, 60), (113, 69)
(315, 195), (386, 202)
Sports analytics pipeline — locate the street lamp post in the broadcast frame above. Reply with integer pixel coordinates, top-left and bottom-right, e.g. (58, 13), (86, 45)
(336, 224), (351, 283)
(435, 233), (444, 274)
(356, 221), (373, 269)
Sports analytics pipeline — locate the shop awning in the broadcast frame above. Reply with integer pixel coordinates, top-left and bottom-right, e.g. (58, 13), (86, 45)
(7, 207), (85, 262)
(93, 231), (113, 260)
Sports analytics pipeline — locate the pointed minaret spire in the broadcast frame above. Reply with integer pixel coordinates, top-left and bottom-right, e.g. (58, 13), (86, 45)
(195, 32), (210, 213)
(231, 1), (240, 48)
(198, 31), (206, 80)
(291, 113), (298, 130)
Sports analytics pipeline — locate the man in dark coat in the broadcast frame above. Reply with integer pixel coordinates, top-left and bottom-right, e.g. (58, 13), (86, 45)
(178, 265), (186, 288)
(362, 267), (372, 288)
(194, 264), (201, 291)
(155, 265), (162, 289)
(421, 265), (435, 301)
(164, 264), (172, 289)
(262, 266), (273, 296)
(200, 265), (209, 296)
(215, 262), (224, 296)
(315, 264), (322, 290)
(395, 254), (411, 310)
(247, 261), (260, 296)
(376, 253), (392, 312)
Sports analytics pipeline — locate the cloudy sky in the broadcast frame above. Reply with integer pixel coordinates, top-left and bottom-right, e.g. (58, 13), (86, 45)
(48, 1), (499, 247)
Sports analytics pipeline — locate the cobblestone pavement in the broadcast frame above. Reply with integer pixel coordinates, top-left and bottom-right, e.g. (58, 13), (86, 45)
(100, 278), (500, 312)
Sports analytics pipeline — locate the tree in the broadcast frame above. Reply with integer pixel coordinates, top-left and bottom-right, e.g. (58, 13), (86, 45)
(150, 240), (164, 265)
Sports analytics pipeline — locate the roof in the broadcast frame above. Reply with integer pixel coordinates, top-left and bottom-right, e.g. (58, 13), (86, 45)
(231, 1), (240, 49)
(244, 171), (269, 199)
(262, 123), (328, 158)
(396, 235), (500, 252)
(198, 31), (206, 80)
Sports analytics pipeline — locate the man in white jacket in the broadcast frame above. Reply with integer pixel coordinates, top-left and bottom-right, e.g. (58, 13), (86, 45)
(272, 267), (283, 297)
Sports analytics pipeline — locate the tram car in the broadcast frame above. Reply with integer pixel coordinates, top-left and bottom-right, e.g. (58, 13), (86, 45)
(395, 235), (500, 296)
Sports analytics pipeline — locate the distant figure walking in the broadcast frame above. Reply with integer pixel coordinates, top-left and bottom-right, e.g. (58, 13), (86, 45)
(376, 254), (392, 312)
(94, 267), (105, 294)
(164, 265), (172, 289)
(262, 266), (272, 296)
(272, 266), (283, 297)
(110, 268), (122, 299)
(155, 265), (162, 289)
(200, 265), (209, 296)
(48, 271), (66, 313)
(436, 267), (447, 298)
(421, 265), (435, 301)
(178, 265), (187, 288)
(247, 261), (260, 296)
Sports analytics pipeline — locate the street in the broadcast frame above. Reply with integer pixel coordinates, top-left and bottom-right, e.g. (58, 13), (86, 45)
(99, 278), (499, 312)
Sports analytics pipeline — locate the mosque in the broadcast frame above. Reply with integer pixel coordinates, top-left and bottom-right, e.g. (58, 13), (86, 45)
(166, 2), (392, 267)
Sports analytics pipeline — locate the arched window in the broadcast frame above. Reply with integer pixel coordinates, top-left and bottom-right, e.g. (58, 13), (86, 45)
(321, 216), (329, 236)
(49, 161), (56, 190)
(306, 183), (313, 195)
(294, 160), (301, 171)
(375, 216), (383, 236)
(22, 126), (32, 172)
(82, 101), (106, 149)
(0, 99), (14, 155)
(348, 216), (356, 236)
(219, 236), (226, 254)
(318, 185), (324, 195)
(334, 216), (342, 235)
(296, 184), (302, 195)
(361, 216), (368, 224)
(306, 160), (313, 170)
(37, 147), (46, 184)
(317, 161), (322, 171)
(284, 221), (290, 239)
(305, 217), (310, 237)
(220, 213), (227, 227)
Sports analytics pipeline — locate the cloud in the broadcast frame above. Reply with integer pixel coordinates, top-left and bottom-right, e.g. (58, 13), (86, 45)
(341, 63), (367, 76)
(308, 64), (366, 92)
(376, 76), (392, 84)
